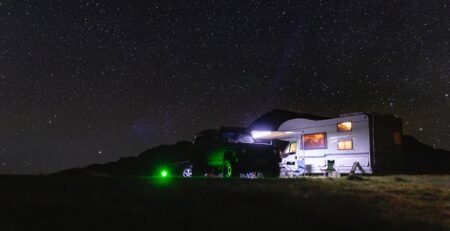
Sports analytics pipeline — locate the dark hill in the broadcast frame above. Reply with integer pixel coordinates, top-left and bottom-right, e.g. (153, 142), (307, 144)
(57, 141), (192, 176)
(58, 137), (450, 177)
(403, 135), (450, 174)
(57, 110), (449, 176)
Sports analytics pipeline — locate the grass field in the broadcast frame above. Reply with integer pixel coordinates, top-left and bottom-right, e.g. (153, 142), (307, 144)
(0, 175), (448, 230)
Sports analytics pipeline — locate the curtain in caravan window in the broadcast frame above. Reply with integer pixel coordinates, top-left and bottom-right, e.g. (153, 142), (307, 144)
(303, 133), (327, 149)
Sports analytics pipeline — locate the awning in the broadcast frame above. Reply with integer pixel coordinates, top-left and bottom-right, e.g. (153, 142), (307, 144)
(251, 130), (300, 140)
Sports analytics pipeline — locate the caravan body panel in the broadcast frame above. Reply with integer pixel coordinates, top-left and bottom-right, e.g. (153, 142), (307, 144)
(277, 113), (403, 175)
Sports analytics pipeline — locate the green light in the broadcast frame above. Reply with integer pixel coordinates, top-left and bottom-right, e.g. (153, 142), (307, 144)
(148, 166), (173, 187)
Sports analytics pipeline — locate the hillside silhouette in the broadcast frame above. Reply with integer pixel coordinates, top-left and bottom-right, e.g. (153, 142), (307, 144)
(58, 141), (192, 176)
(403, 135), (450, 174)
(57, 109), (450, 176)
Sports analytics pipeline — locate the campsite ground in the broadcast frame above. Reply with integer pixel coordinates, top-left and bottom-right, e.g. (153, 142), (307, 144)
(0, 175), (448, 230)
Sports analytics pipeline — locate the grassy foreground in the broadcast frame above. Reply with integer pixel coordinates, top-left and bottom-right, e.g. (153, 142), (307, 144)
(0, 175), (448, 231)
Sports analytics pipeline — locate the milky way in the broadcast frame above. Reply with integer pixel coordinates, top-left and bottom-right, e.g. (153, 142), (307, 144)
(0, 0), (448, 174)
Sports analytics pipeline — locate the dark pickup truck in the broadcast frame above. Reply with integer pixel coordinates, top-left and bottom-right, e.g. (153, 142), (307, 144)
(191, 127), (280, 178)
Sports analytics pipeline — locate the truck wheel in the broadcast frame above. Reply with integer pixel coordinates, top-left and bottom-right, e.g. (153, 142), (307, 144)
(223, 157), (238, 178)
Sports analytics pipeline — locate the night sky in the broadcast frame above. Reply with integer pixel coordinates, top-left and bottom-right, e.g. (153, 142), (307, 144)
(1, 0), (449, 174)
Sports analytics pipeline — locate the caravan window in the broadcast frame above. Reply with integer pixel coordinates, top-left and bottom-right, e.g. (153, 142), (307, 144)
(337, 122), (352, 132)
(393, 131), (402, 145)
(338, 140), (353, 150)
(303, 133), (327, 149)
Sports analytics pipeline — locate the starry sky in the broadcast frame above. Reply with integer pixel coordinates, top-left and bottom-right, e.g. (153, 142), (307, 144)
(0, 0), (449, 174)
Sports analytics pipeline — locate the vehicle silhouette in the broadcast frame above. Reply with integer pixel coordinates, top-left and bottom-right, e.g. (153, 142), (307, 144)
(191, 127), (280, 178)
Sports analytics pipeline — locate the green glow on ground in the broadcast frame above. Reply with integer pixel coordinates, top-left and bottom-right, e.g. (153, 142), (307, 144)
(148, 166), (173, 187)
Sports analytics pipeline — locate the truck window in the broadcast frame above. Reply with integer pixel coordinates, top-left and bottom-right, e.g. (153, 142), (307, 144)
(222, 132), (255, 144)
(237, 134), (255, 143)
(284, 142), (297, 154)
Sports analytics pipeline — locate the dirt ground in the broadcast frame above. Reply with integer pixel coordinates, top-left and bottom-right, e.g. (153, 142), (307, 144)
(0, 175), (448, 231)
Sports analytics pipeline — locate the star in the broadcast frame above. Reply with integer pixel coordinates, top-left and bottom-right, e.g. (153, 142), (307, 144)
(0, 0), (448, 174)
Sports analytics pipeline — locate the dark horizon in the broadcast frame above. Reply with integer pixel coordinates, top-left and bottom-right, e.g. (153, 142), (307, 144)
(1, 1), (449, 174)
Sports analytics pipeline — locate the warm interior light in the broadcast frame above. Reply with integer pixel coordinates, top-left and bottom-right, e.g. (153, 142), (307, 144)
(338, 140), (353, 150)
(393, 131), (402, 145)
(303, 133), (327, 149)
(337, 122), (352, 132)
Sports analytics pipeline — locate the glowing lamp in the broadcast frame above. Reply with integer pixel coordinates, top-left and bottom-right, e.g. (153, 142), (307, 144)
(251, 130), (272, 139)
(160, 170), (168, 177)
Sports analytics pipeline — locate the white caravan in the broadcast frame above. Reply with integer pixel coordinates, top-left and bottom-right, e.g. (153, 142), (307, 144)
(251, 113), (403, 176)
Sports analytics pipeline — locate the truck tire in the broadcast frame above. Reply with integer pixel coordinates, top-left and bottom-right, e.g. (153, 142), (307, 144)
(223, 157), (239, 178)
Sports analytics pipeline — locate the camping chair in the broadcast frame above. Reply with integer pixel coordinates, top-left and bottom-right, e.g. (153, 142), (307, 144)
(297, 159), (306, 175)
(322, 160), (339, 177)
